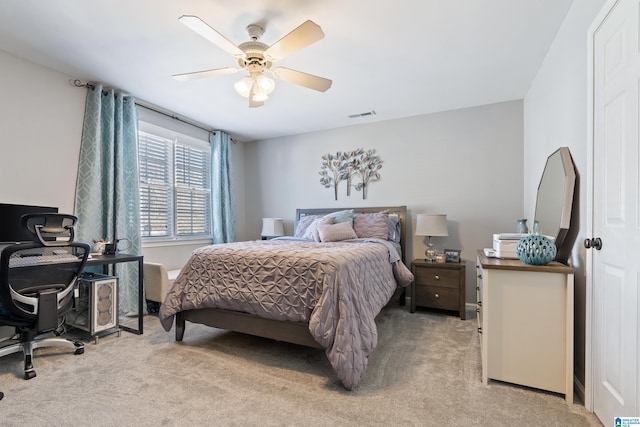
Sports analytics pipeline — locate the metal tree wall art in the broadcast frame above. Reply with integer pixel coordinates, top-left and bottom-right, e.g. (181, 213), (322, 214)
(342, 148), (365, 197)
(319, 151), (348, 200)
(354, 149), (383, 199)
(319, 148), (382, 200)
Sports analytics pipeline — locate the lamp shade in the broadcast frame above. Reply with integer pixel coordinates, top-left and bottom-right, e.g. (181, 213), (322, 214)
(415, 214), (448, 237)
(261, 218), (284, 237)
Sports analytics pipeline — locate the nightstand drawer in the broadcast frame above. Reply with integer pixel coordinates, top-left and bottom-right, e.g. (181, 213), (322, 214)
(414, 267), (459, 289)
(415, 285), (459, 311)
(410, 259), (466, 319)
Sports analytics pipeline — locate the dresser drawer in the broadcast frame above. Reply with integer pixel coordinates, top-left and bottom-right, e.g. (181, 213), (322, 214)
(414, 267), (460, 289)
(414, 285), (459, 311)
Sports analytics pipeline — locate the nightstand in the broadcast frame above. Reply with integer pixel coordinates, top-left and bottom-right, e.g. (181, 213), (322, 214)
(410, 259), (466, 319)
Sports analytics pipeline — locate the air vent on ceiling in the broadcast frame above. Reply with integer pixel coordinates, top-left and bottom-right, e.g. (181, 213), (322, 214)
(348, 110), (376, 119)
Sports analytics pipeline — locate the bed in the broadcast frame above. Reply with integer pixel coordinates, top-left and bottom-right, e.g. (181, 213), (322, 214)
(159, 206), (413, 389)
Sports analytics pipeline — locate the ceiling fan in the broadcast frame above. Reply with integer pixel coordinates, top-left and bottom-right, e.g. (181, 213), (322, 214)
(173, 15), (332, 108)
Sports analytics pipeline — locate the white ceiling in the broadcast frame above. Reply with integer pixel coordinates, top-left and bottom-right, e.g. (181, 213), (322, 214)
(0, 0), (573, 142)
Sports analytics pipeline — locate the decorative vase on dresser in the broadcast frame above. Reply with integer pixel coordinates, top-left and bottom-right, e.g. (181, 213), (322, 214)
(476, 250), (574, 404)
(515, 218), (528, 233)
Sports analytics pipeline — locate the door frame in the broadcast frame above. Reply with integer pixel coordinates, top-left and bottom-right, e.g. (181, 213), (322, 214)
(585, 0), (623, 413)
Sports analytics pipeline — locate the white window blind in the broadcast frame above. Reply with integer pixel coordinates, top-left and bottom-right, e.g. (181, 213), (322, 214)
(138, 121), (211, 240)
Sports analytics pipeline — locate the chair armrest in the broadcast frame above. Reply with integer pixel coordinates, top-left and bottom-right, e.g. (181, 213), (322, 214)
(143, 262), (178, 303)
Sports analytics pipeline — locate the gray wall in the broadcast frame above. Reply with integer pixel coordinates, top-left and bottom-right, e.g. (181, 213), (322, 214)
(523, 0), (607, 389)
(243, 100), (525, 301)
(0, 50), (85, 213)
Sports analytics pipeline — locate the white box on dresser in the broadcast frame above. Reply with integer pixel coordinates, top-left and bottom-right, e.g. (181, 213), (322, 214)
(476, 251), (574, 404)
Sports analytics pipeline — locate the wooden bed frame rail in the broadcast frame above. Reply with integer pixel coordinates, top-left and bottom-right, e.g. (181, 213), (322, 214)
(176, 308), (323, 348)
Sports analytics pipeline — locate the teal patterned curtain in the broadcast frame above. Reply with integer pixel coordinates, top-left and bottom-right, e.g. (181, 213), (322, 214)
(210, 131), (235, 243)
(74, 84), (141, 318)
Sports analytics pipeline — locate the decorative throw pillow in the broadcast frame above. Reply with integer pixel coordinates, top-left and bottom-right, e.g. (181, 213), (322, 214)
(302, 216), (335, 241)
(294, 214), (321, 238)
(323, 209), (354, 226)
(353, 211), (389, 239)
(318, 221), (358, 242)
(388, 214), (402, 243)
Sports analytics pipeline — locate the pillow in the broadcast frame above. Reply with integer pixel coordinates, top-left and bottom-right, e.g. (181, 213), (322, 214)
(294, 214), (321, 238)
(323, 209), (354, 226)
(302, 216), (335, 241)
(318, 221), (358, 242)
(353, 211), (389, 239)
(388, 214), (401, 243)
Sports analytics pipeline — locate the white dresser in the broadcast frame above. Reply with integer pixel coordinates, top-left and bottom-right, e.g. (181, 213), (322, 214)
(476, 251), (574, 403)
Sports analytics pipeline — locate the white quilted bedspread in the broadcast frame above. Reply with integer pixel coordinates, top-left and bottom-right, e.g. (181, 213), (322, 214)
(159, 238), (413, 389)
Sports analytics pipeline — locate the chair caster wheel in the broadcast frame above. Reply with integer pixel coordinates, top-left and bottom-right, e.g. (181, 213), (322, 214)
(75, 347), (84, 355)
(24, 371), (36, 380)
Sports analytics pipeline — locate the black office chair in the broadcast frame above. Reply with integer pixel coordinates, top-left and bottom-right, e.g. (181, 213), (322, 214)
(0, 213), (90, 380)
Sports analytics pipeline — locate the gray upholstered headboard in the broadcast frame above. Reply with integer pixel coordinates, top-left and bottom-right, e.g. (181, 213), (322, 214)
(295, 206), (407, 264)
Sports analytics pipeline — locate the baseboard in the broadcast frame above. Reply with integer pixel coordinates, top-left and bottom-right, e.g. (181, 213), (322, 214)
(400, 299), (478, 317)
(573, 375), (586, 406)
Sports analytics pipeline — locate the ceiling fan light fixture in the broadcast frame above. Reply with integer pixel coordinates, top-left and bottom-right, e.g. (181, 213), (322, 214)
(255, 74), (275, 95)
(233, 76), (253, 98)
(251, 93), (269, 102)
(234, 74), (274, 100)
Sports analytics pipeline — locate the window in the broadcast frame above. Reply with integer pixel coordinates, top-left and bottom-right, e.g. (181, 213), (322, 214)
(138, 121), (211, 241)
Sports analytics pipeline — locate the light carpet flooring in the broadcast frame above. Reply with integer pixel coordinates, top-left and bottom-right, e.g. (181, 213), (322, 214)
(0, 305), (602, 426)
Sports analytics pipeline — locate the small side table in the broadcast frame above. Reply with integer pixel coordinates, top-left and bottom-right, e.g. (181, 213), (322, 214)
(410, 259), (466, 319)
(86, 253), (144, 334)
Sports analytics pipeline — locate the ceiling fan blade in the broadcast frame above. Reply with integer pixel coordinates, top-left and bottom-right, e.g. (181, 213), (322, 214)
(265, 20), (324, 61)
(172, 67), (239, 81)
(178, 15), (245, 58)
(271, 67), (332, 92)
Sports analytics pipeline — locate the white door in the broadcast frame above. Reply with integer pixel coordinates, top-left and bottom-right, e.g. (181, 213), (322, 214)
(591, 0), (640, 423)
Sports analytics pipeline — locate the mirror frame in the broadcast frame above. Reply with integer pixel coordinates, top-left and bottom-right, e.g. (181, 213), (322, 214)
(534, 147), (576, 261)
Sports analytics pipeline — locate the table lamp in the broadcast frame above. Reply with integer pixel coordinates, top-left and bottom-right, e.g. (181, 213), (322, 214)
(261, 218), (284, 240)
(415, 214), (448, 262)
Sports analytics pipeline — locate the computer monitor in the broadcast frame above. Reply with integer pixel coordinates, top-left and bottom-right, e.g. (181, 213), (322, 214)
(0, 203), (59, 243)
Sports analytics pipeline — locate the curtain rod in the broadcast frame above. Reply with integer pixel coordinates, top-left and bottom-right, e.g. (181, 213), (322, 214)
(135, 102), (215, 134)
(71, 79), (237, 143)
